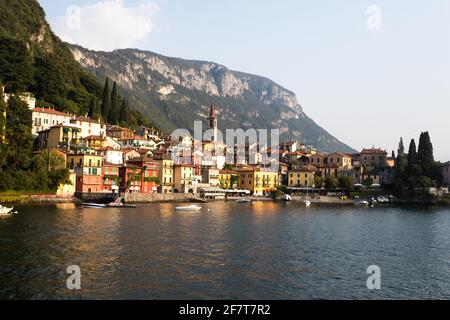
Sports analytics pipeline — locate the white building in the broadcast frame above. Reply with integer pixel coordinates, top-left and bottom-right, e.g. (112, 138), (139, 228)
(70, 116), (106, 138)
(101, 147), (124, 165)
(32, 108), (72, 136)
(4, 92), (36, 110)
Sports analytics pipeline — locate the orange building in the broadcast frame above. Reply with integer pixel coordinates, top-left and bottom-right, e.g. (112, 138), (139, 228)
(102, 162), (121, 193)
(120, 157), (160, 193)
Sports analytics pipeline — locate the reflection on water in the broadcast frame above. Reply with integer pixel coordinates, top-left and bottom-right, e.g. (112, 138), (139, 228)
(0, 202), (449, 299)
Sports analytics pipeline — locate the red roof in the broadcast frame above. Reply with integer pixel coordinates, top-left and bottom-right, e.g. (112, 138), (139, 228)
(33, 108), (68, 116)
(361, 148), (387, 154)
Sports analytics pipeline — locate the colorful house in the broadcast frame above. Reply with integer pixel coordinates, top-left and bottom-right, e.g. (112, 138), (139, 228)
(173, 164), (194, 193)
(237, 167), (280, 196)
(288, 166), (317, 188)
(102, 162), (120, 193)
(67, 153), (103, 193)
(219, 170), (240, 190)
(120, 157), (160, 193)
(38, 123), (81, 150)
(70, 116), (106, 138)
(155, 157), (174, 193)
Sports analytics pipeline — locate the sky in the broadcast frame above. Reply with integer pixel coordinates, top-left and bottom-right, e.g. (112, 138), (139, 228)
(38, 0), (450, 161)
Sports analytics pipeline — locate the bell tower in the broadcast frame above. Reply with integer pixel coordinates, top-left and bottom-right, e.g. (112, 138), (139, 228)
(209, 102), (218, 142)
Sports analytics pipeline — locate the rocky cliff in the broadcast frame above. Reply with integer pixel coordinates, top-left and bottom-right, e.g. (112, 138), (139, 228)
(69, 45), (355, 153)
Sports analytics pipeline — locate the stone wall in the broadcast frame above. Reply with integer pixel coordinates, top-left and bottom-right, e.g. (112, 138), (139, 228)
(124, 193), (195, 203)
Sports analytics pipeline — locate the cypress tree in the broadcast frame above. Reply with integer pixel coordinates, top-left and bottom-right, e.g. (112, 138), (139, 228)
(119, 99), (131, 126)
(109, 81), (120, 124)
(397, 138), (405, 157)
(417, 131), (434, 176)
(407, 139), (418, 167)
(88, 96), (101, 120)
(101, 78), (111, 121)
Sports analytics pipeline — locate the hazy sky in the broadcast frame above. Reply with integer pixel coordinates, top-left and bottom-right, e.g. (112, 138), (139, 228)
(38, 0), (450, 160)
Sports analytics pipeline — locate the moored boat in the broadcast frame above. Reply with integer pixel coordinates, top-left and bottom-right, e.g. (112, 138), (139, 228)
(175, 205), (202, 211)
(82, 203), (107, 208)
(235, 198), (252, 204)
(304, 200), (312, 207)
(0, 205), (14, 216)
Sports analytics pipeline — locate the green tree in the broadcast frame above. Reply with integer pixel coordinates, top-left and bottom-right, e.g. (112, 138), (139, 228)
(109, 81), (120, 124)
(88, 96), (101, 120)
(119, 98), (131, 126)
(314, 176), (324, 188)
(363, 177), (374, 188)
(338, 175), (353, 191)
(0, 37), (33, 92)
(4, 95), (33, 170)
(417, 131), (436, 179)
(101, 78), (111, 121)
(324, 175), (338, 191)
(397, 137), (405, 157)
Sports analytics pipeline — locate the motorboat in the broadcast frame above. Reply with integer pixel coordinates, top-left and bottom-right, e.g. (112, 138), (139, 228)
(284, 195), (292, 202)
(82, 203), (107, 208)
(304, 200), (312, 207)
(0, 205), (14, 216)
(175, 205), (202, 211)
(355, 200), (369, 207)
(235, 198), (252, 204)
(376, 196), (390, 204)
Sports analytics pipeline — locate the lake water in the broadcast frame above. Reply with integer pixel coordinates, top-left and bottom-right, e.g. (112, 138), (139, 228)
(0, 202), (449, 300)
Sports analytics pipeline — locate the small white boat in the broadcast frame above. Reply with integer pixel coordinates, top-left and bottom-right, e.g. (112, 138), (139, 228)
(304, 200), (311, 207)
(355, 200), (369, 207)
(284, 195), (292, 202)
(176, 205), (202, 211)
(82, 203), (107, 208)
(0, 205), (14, 216)
(235, 198), (252, 204)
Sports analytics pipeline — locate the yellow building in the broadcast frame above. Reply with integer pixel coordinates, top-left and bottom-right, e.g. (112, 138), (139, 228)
(173, 164), (194, 193)
(326, 152), (353, 170)
(38, 124), (81, 150)
(237, 167), (280, 196)
(288, 166), (316, 188)
(219, 170), (240, 189)
(156, 157), (174, 193)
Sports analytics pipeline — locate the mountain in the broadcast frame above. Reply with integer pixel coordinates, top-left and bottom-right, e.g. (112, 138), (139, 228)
(69, 45), (356, 153)
(0, 0), (152, 128)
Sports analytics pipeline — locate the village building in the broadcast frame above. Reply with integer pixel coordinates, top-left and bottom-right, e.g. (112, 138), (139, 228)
(155, 156), (174, 194)
(122, 149), (141, 163)
(67, 152), (103, 194)
(100, 147), (123, 165)
(118, 135), (157, 150)
(440, 162), (450, 186)
(309, 153), (327, 168)
(219, 170), (240, 190)
(360, 148), (388, 168)
(236, 167), (280, 196)
(70, 116), (106, 138)
(120, 157), (159, 194)
(173, 164), (194, 193)
(81, 135), (105, 149)
(38, 123), (81, 150)
(107, 126), (135, 140)
(102, 162), (120, 194)
(326, 152), (353, 170)
(136, 126), (161, 141)
(32, 108), (72, 136)
(202, 167), (220, 188)
(288, 165), (317, 188)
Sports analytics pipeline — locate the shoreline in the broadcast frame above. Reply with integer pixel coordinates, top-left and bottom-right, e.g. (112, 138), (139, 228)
(2, 192), (449, 207)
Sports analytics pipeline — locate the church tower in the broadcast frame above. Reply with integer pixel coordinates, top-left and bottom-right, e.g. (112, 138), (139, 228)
(209, 101), (218, 142)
